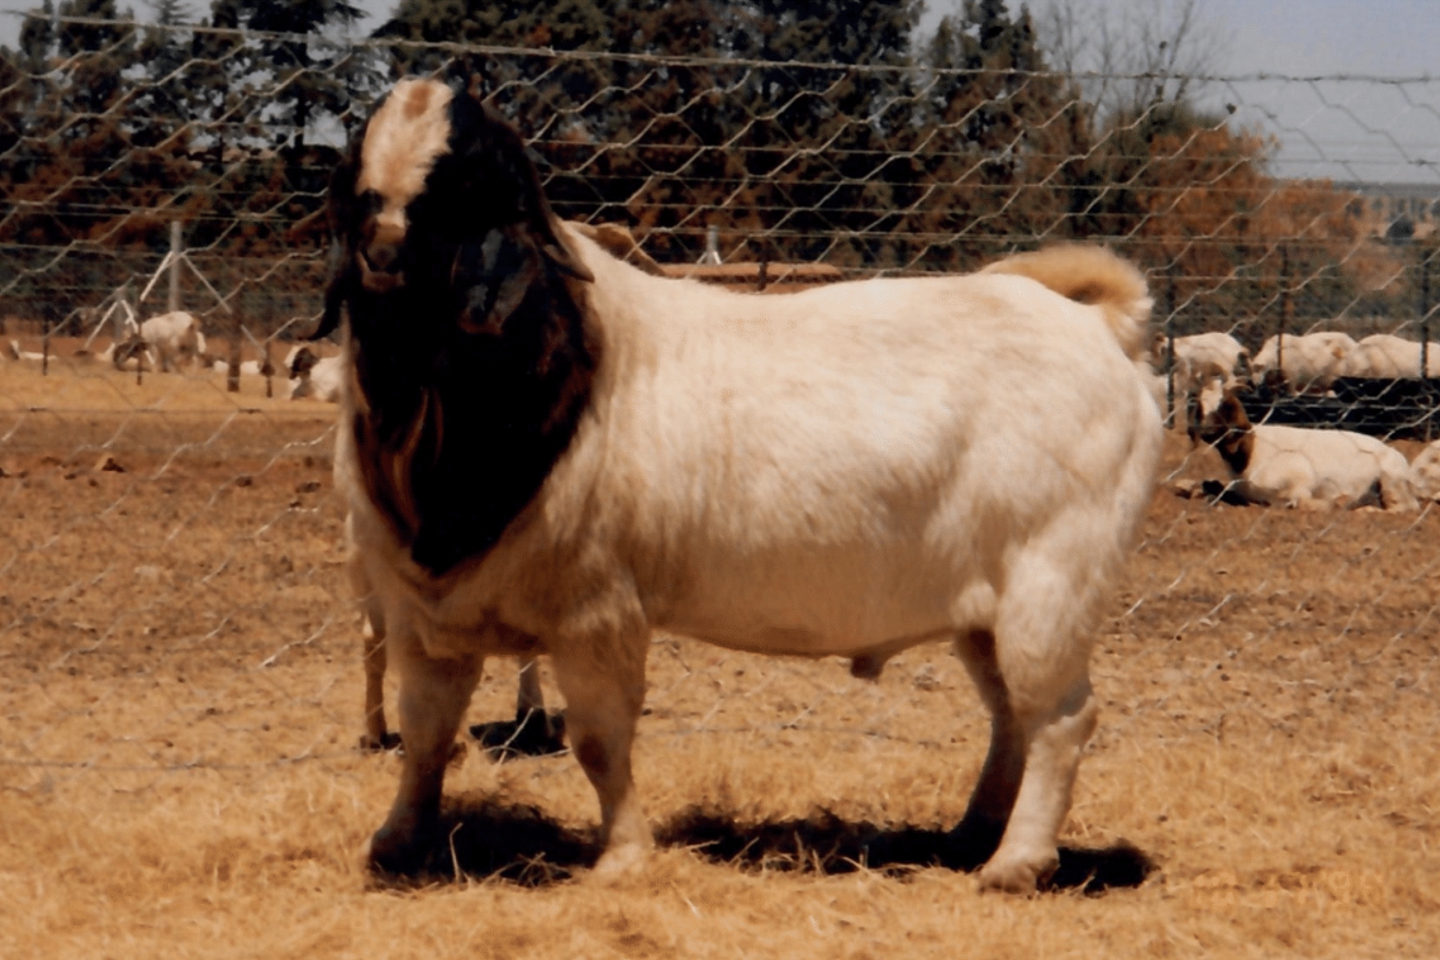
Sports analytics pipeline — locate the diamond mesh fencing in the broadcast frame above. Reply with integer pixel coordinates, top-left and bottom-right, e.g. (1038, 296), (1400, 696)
(2, 22), (1439, 873)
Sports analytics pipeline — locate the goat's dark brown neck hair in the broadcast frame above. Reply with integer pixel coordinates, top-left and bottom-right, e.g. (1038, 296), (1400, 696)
(319, 84), (599, 576)
(1198, 394), (1255, 476)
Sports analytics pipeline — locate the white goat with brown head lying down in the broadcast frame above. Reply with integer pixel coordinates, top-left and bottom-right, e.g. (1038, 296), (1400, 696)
(6, 339), (46, 362)
(317, 78), (1162, 893)
(286, 345), (346, 402)
(1191, 380), (1419, 511)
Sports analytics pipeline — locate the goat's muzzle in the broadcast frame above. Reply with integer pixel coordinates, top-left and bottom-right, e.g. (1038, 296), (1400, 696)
(359, 218), (407, 293)
(358, 249), (405, 293)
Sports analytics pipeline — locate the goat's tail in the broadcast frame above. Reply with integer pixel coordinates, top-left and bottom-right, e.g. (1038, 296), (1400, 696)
(982, 245), (1152, 362)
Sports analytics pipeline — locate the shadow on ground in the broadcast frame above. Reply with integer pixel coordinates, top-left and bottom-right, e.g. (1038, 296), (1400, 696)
(373, 800), (1154, 895)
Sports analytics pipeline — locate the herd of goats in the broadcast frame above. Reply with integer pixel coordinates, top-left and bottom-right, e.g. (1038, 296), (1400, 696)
(1162, 327), (1440, 511)
(5, 308), (341, 402)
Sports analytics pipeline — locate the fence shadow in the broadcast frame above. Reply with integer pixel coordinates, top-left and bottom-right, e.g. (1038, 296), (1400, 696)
(371, 798), (1154, 894)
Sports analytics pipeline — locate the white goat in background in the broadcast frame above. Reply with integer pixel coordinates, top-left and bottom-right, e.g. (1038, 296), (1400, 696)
(286, 346), (345, 402)
(1251, 331), (1356, 393)
(1191, 380), (1418, 511)
(1339, 333), (1440, 379)
(139, 311), (206, 372)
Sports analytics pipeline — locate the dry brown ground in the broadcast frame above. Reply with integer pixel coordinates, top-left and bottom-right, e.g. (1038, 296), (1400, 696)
(2, 360), (1439, 958)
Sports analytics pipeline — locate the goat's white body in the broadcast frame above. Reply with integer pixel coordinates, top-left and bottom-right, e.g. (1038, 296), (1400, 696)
(1239, 424), (1417, 510)
(1252, 332), (1356, 393)
(140, 311), (205, 372)
(1409, 441), (1440, 501)
(290, 355), (343, 402)
(1340, 333), (1440, 379)
(340, 229), (1162, 891)
(211, 358), (266, 376)
(343, 232), (1159, 666)
(1169, 331), (1247, 400)
(7, 339), (46, 363)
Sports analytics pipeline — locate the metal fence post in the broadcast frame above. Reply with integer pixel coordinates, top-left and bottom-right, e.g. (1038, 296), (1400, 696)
(169, 221), (182, 316)
(1164, 265), (1176, 427)
(1421, 250), (1432, 438)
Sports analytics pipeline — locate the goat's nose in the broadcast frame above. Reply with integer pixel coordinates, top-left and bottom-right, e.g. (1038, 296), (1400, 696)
(364, 240), (401, 274)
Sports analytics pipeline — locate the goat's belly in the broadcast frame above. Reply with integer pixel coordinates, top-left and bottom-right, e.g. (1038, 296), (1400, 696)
(654, 552), (987, 659)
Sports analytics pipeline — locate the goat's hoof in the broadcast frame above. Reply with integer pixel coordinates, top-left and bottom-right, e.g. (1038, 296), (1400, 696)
(365, 823), (433, 878)
(976, 851), (1058, 894)
(358, 731), (402, 752)
(591, 842), (649, 880)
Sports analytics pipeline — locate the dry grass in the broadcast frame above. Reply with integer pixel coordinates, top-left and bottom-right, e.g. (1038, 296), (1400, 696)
(2, 360), (1439, 957)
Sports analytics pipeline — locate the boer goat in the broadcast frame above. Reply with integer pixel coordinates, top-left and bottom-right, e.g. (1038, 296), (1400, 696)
(286, 346), (345, 402)
(317, 78), (1163, 893)
(1191, 380), (1418, 511)
(6, 339), (45, 363)
(139, 311), (206, 372)
(1340, 333), (1440, 379)
(1161, 331), (1249, 405)
(1250, 331), (1356, 394)
(1409, 440), (1440, 501)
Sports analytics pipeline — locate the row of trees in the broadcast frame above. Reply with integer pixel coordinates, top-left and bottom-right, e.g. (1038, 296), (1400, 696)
(0, 0), (1426, 342)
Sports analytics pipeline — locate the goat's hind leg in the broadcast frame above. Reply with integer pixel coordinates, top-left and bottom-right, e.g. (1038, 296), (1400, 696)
(968, 587), (1100, 893)
(358, 600), (400, 751)
(469, 656), (567, 759)
(367, 630), (481, 877)
(950, 628), (1027, 868)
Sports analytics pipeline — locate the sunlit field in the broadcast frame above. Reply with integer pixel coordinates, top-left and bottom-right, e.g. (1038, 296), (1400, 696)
(2, 355), (1438, 959)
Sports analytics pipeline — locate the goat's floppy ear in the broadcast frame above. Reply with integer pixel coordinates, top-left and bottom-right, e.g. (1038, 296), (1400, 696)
(309, 243), (347, 341)
(467, 99), (594, 285)
(543, 233), (594, 283)
(453, 225), (545, 335)
(308, 138), (363, 341)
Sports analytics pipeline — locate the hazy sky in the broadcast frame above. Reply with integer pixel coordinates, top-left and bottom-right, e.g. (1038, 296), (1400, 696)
(3, 0), (1436, 183)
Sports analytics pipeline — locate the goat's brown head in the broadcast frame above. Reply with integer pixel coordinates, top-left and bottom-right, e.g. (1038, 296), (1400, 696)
(111, 335), (150, 371)
(315, 78), (601, 576)
(287, 345), (319, 379)
(1190, 379), (1256, 476)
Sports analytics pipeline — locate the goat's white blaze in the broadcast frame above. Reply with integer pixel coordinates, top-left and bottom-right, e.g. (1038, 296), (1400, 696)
(357, 79), (455, 236)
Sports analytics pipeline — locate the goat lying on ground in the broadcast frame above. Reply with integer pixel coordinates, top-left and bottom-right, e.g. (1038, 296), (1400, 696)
(1250, 331), (1356, 394)
(1190, 380), (1418, 511)
(286, 346), (346, 402)
(99, 336), (151, 371)
(6, 339), (45, 362)
(1339, 333), (1440, 379)
(317, 78), (1162, 893)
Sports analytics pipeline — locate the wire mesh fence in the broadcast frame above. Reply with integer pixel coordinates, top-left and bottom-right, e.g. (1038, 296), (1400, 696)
(3, 24), (1440, 873)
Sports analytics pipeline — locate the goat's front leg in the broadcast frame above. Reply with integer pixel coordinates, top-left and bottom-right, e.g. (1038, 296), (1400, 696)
(368, 630), (481, 876)
(549, 629), (649, 875)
